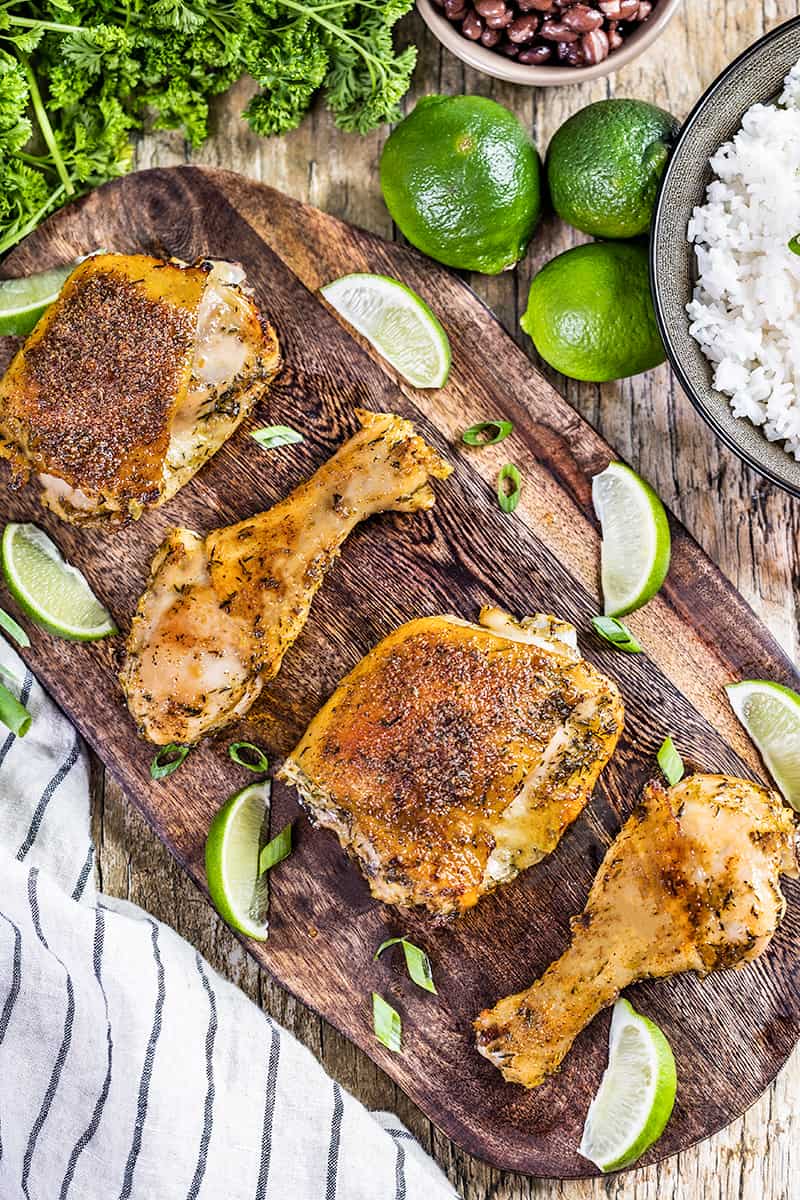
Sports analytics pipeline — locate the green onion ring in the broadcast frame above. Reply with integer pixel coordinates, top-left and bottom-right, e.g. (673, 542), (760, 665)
(150, 743), (191, 780)
(497, 463), (522, 513)
(591, 615), (643, 653)
(251, 425), (304, 451)
(462, 420), (513, 447)
(0, 608), (29, 648)
(0, 681), (31, 737)
(228, 741), (270, 773)
(259, 822), (292, 873)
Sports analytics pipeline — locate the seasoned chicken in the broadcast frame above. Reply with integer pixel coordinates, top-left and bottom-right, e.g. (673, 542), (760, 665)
(280, 607), (624, 916)
(475, 773), (798, 1087)
(0, 253), (280, 524)
(120, 409), (451, 745)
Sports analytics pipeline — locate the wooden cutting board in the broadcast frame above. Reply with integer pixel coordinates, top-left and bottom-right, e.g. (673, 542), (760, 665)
(1, 166), (798, 1179)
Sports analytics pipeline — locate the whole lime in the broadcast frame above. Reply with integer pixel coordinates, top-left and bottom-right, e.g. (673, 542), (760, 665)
(546, 99), (678, 240)
(520, 241), (665, 383)
(380, 95), (542, 275)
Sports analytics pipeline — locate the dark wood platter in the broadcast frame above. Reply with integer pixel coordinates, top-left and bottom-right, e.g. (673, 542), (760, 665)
(0, 166), (797, 1178)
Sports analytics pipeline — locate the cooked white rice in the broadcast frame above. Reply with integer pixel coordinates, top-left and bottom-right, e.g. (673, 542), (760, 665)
(686, 58), (800, 459)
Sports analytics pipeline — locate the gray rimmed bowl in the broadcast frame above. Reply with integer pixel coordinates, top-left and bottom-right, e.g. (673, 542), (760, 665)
(651, 16), (800, 498)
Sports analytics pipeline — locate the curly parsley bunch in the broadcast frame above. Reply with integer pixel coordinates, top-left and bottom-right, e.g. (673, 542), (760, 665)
(0, 0), (417, 253)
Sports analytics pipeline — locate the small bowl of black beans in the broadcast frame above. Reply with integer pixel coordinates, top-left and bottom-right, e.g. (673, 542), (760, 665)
(416, 0), (683, 83)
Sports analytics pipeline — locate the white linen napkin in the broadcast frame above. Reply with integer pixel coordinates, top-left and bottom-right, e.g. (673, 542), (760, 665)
(0, 638), (460, 1200)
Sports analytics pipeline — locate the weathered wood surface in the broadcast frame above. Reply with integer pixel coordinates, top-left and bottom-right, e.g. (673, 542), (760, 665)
(82, 0), (799, 1195)
(6, 161), (798, 1177)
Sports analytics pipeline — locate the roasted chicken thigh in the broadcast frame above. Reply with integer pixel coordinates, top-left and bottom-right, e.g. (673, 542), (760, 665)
(0, 253), (280, 523)
(475, 773), (798, 1087)
(280, 607), (624, 916)
(120, 409), (451, 745)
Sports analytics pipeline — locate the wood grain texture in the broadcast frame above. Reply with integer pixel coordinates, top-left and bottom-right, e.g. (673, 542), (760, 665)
(11, 0), (800, 1194)
(1, 158), (798, 1182)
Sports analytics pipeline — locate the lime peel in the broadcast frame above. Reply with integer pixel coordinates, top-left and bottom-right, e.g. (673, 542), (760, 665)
(0, 261), (78, 336)
(580, 997), (677, 1172)
(1, 522), (116, 641)
(321, 273), (451, 389)
(726, 680), (800, 811)
(592, 462), (671, 617)
(205, 780), (272, 941)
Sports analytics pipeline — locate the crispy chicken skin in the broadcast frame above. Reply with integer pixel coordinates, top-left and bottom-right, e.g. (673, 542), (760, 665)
(279, 607), (624, 916)
(0, 253), (280, 524)
(120, 409), (451, 745)
(475, 773), (798, 1087)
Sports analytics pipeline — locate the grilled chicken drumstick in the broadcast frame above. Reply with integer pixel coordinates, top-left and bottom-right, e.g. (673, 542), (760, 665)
(475, 773), (798, 1087)
(280, 607), (624, 916)
(120, 409), (451, 745)
(0, 253), (280, 524)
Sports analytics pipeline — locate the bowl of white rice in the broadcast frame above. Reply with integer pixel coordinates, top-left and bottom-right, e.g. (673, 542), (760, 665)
(651, 16), (800, 497)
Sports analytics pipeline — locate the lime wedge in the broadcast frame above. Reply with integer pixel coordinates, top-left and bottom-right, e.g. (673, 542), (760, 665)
(726, 680), (800, 811)
(592, 462), (671, 617)
(205, 781), (271, 940)
(321, 273), (451, 389)
(580, 998), (677, 1172)
(0, 262), (78, 336)
(1, 523), (116, 641)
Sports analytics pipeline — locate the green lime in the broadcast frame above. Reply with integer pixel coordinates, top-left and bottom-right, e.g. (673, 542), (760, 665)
(547, 100), (678, 240)
(580, 998), (676, 1172)
(1, 522), (117, 641)
(205, 781), (272, 940)
(0, 261), (79, 336)
(726, 681), (800, 811)
(380, 95), (542, 275)
(592, 462), (671, 617)
(520, 242), (664, 382)
(321, 273), (450, 388)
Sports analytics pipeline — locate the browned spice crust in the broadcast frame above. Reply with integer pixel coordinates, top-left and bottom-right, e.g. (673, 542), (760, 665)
(11, 266), (198, 502)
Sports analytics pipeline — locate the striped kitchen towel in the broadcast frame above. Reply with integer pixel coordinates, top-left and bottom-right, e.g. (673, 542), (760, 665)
(0, 638), (460, 1200)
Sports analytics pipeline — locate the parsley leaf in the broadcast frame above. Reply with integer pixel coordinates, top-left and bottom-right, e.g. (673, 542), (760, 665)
(0, 0), (416, 255)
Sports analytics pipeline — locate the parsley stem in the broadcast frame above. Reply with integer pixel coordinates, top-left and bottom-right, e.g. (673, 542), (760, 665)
(0, 183), (66, 257)
(20, 57), (74, 197)
(4, 16), (87, 35)
(277, 0), (385, 86)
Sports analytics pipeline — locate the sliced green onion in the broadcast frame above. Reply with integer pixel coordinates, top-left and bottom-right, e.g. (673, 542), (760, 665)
(375, 936), (437, 994)
(228, 741), (269, 773)
(462, 420), (513, 447)
(0, 681), (31, 737)
(788, 234), (800, 256)
(150, 743), (191, 780)
(591, 615), (643, 653)
(251, 425), (304, 451)
(657, 736), (685, 786)
(259, 822), (292, 874)
(0, 608), (29, 648)
(497, 463), (522, 513)
(372, 992), (402, 1052)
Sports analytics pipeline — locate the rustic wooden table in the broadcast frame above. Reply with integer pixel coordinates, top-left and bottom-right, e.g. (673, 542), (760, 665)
(90, 2), (800, 1196)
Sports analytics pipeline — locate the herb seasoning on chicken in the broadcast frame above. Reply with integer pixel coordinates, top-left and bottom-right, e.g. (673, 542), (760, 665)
(475, 773), (799, 1087)
(280, 606), (624, 916)
(0, 253), (280, 524)
(120, 409), (451, 745)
